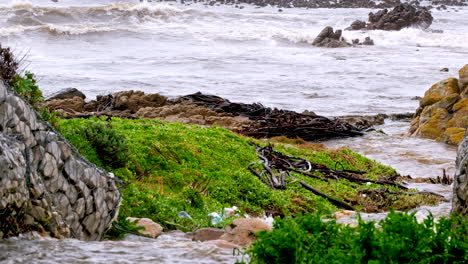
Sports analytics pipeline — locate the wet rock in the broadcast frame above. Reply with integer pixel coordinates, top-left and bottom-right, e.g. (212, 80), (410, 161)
(362, 37), (375, 45)
(410, 65), (468, 145)
(349, 20), (367, 30)
(127, 217), (163, 238)
(420, 78), (459, 108)
(458, 64), (468, 96)
(312, 26), (351, 48)
(113, 90), (167, 113)
(452, 132), (468, 216)
(193, 228), (225, 241)
(338, 114), (386, 130)
(135, 104), (251, 130)
(43, 97), (85, 114)
(47, 88), (86, 100)
(440, 68), (449, 72)
(348, 4), (433, 31)
(219, 218), (271, 248)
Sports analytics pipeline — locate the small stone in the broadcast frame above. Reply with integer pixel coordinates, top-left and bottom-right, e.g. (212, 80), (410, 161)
(220, 218), (271, 248)
(440, 68), (449, 72)
(127, 217), (163, 238)
(193, 228), (225, 241)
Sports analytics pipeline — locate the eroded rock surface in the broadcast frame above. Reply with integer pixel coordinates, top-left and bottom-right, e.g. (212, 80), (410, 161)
(0, 82), (121, 240)
(452, 132), (468, 216)
(410, 65), (468, 145)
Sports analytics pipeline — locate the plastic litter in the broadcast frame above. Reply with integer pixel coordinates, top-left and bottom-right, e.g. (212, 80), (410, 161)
(178, 211), (193, 220)
(208, 212), (223, 225)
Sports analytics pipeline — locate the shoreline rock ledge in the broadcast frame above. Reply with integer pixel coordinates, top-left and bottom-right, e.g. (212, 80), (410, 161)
(0, 82), (121, 240)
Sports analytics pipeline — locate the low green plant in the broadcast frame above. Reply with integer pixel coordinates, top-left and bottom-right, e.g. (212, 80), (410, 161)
(11, 72), (43, 105)
(104, 214), (145, 239)
(76, 121), (129, 169)
(245, 212), (468, 264)
(57, 117), (443, 232)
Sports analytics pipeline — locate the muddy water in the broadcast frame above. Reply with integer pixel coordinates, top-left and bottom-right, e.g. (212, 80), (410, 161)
(0, 232), (242, 264)
(0, 0), (465, 262)
(326, 119), (457, 223)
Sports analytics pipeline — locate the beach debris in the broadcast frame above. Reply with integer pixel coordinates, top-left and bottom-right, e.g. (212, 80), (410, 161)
(178, 211), (193, 220)
(208, 212), (223, 225)
(247, 142), (446, 211)
(177, 92), (367, 141)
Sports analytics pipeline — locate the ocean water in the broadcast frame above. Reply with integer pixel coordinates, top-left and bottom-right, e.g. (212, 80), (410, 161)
(0, 0), (466, 263)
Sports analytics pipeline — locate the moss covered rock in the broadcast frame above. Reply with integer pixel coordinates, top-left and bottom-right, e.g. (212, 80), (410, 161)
(411, 65), (468, 145)
(442, 128), (467, 146)
(420, 78), (459, 108)
(458, 64), (468, 96)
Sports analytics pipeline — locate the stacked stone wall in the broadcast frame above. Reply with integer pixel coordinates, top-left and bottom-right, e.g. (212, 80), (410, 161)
(452, 132), (468, 216)
(0, 82), (120, 240)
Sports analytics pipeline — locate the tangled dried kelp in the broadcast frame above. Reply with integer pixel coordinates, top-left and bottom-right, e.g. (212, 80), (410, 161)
(248, 143), (446, 211)
(178, 92), (366, 141)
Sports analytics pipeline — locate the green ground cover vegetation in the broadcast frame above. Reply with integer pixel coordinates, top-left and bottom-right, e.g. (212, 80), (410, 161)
(56, 117), (441, 231)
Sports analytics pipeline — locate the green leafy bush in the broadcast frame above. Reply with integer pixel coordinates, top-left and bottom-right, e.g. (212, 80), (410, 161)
(11, 72), (43, 105)
(246, 212), (468, 264)
(77, 121), (129, 169)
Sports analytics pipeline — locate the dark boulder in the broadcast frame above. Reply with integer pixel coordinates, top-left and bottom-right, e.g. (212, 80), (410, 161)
(312, 26), (351, 48)
(363, 36), (375, 45)
(47, 88), (86, 100)
(347, 4), (433, 31)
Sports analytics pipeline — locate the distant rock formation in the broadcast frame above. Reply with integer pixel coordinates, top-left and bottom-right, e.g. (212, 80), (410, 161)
(0, 82), (121, 240)
(312, 26), (351, 48)
(347, 4), (433, 31)
(410, 65), (468, 145)
(452, 132), (468, 216)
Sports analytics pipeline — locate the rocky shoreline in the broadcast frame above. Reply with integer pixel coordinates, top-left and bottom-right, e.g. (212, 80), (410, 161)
(158, 0), (467, 9)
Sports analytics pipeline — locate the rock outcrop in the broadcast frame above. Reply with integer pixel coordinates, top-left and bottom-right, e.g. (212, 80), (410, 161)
(410, 65), (468, 145)
(312, 27), (351, 48)
(0, 82), (121, 240)
(347, 4), (433, 31)
(452, 132), (467, 216)
(47, 88), (86, 101)
(136, 104), (250, 130)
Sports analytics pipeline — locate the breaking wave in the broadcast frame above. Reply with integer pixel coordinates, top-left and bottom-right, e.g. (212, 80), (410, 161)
(0, 2), (187, 27)
(0, 24), (125, 36)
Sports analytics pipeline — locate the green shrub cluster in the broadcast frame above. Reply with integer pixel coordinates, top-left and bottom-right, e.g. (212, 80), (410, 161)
(245, 212), (467, 264)
(11, 72), (43, 105)
(76, 121), (129, 169)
